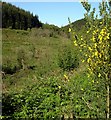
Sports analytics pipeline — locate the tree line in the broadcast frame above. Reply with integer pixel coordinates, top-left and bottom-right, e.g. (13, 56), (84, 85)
(2, 2), (42, 30)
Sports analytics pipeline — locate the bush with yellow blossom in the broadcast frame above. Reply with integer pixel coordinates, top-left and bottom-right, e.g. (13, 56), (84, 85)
(69, 0), (111, 118)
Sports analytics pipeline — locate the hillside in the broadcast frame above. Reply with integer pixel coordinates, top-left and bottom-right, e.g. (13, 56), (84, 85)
(2, 2), (62, 31)
(2, 1), (109, 119)
(62, 18), (86, 31)
(60, 18), (87, 39)
(2, 2), (87, 32)
(2, 2), (42, 29)
(2, 27), (106, 119)
(2, 28), (74, 90)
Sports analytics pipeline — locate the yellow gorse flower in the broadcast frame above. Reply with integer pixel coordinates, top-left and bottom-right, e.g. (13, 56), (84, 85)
(98, 73), (101, 77)
(88, 46), (92, 51)
(92, 36), (96, 42)
(74, 41), (78, 46)
(96, 81), (99, 83)
(92, 80), (94, 83)
(81, 36), (83, 40)
(81, 88), (84, 91)
(87, 57), (91, 63)
(82, 59), (85, 63)
(94, 43), (97, 48)
(100, 22), (102, 24)
(69, 28), (71, 32)
(98, 34), (102, 41)
(94, 51), (98, 56)
(87, 31), (89, 33)
(58, 86), (61, 89)
(64, 74), (69, 81)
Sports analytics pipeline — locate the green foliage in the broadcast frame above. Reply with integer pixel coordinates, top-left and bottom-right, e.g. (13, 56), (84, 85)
(2, 2), (42, 30)
(2, 1), (110, 118)
(17, 48), (26, 69)
(81, 1), (91, 12)
(2, 71), (106, 119)
(2, 77), (61, 119)
(61, 18), (87, 37)
(58, 45), (79, 71)
(2, 59), (20, 74)
(69, 0), (111, 118)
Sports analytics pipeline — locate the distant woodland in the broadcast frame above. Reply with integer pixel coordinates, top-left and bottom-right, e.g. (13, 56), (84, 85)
(2, 2), (42, 30)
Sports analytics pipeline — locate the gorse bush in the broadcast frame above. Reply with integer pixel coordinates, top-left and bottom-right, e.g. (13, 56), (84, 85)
(58, 45), (79, 71)
(69, 0), (111, 118)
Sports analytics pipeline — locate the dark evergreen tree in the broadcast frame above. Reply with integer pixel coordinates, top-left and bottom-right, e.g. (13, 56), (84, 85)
(2, 2), (42, 30)
(0, 2), (2, 28)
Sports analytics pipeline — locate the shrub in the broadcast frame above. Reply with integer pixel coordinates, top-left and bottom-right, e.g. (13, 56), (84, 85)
(58, 45), (79, 71)
(2, 59), (20, 75)
(69, 1), (111, 118)
(2, 77), (62, 119)
(17, 49), (26, 70)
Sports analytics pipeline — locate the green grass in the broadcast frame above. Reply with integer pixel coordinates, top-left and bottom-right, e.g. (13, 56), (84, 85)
(2, 28), (73, 91)
(2, 28), (106, 119)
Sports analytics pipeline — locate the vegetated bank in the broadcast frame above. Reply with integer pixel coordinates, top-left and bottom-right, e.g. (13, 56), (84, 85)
(2, 2), (106, 119)
(2, 26), (106, 119)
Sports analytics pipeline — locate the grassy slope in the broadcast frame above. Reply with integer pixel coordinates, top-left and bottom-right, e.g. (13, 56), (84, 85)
(2, 28), (78, 92)
(2, 26), (106, 118)
(61, 18), (87, 36)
